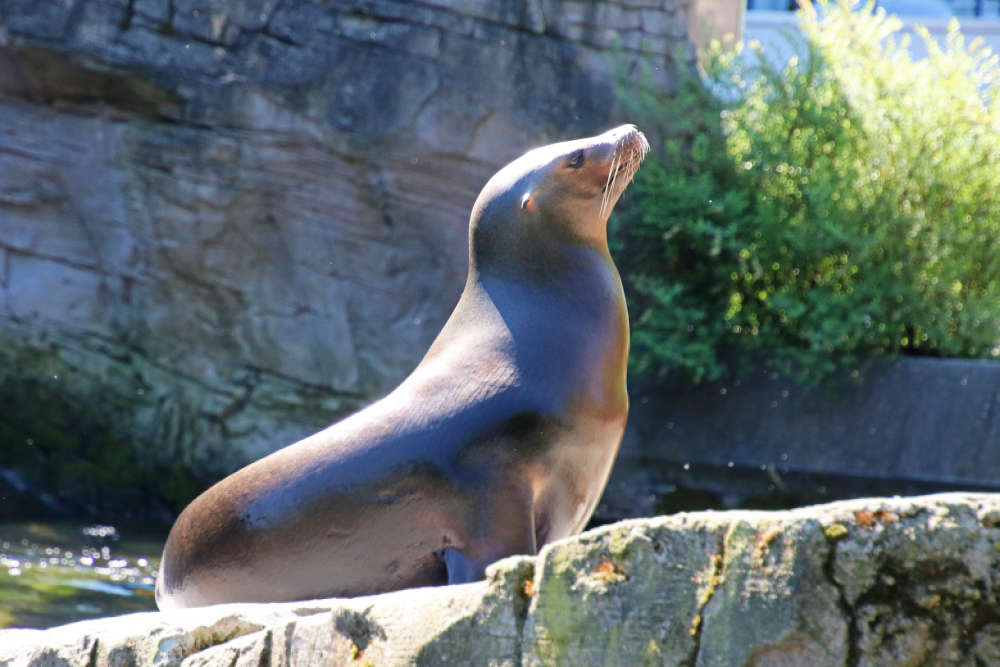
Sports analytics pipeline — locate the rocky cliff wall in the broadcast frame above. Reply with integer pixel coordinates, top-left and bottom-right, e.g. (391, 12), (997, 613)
(3, 493), (1000, 665)
(0, 0), (694, 517)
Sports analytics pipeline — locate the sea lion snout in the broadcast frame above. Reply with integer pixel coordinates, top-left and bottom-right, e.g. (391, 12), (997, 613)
(589, 125), (649, 160)
(602, 123), (646, 146)
(592, 125), (650, 177)
(577, 125), (649, 220)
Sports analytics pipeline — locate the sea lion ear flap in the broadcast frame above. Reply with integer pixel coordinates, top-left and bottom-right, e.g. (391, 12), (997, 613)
(521, 191), (533, 212)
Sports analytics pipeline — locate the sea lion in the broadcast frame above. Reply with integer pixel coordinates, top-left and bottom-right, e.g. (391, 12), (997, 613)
(155, 124), (649, 609)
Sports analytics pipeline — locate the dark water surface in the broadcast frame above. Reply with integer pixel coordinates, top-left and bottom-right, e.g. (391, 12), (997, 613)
(0, 522), (164, 629)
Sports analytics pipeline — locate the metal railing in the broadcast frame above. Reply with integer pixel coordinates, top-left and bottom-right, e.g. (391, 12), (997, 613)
(746, 0), (1000, 16)
(958, 0), (1000, 15)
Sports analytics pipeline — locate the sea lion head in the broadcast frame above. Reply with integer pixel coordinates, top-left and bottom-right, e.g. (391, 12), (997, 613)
(469, 125), (649, 273)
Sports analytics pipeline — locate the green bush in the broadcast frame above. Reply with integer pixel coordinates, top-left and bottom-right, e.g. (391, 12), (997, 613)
(615, 0), (1000, 385)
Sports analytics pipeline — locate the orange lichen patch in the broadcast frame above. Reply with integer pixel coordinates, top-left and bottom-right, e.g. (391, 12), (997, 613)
(593, 554), (627, 583)
(855, 509), (898, 529)
(523, 577), (537, 597)
(752, 527), (782, 565)
(876, 510), (898, 524)
(855, 509), (876, 529)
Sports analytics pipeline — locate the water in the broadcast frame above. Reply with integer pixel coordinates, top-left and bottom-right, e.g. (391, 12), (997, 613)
(0, 522), (163, 629)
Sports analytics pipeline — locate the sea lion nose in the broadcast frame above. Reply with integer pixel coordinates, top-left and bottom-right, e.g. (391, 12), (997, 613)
(605, 124), (639, 139)
(602, 125), (650, 156)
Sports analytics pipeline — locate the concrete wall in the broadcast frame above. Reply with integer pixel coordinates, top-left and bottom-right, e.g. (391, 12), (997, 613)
(600, 357), (1000, 519)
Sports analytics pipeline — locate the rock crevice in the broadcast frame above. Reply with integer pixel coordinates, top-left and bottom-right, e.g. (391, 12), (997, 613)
(822, 524), (860, 667)
(685, 528), (725, 667)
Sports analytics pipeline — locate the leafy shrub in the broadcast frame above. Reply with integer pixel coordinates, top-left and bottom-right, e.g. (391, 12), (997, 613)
(612, 64), (751, 384)
(615, 0), (1000, 385)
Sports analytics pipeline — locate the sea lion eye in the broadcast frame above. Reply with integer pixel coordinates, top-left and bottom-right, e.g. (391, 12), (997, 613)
(567, 150), (585, 169)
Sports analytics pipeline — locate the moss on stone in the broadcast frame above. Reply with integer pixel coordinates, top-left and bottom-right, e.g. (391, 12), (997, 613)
(824, 522), (849, 541)
(0, 369), (199, 526)
(162, 467), (203, 514)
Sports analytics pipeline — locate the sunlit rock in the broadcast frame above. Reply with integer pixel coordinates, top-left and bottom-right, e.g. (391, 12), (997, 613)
(3, 494), (1000, 666)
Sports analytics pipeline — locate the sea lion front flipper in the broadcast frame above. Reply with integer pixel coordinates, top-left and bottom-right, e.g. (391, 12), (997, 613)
(440, 548), (481, 584)
(441, 484), (538, 584)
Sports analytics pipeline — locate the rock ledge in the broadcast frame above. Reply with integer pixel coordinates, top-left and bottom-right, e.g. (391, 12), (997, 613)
(3, 493), (1000, 666)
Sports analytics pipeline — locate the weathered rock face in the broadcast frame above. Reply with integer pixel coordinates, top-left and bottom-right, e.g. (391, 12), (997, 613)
(3, 493), (1000, 665)
(0, 0), (694, 518)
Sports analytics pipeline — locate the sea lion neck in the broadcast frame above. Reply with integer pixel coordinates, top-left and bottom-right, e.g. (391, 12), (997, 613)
(467, 206), (610, 286)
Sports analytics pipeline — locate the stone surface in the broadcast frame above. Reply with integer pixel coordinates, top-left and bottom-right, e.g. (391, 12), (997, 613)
(3, 493), (1000, 666)
(0, 0), (695, 518)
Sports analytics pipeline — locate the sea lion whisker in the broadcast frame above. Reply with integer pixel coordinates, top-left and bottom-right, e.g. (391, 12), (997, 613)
(625, 149), (639, 183)
(600, 156), (614, 216)
(625, 139), (647, 184)
(607, 163), (620, 216)
(601, 148), (621, 218)
(611, 139), (629, 204)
